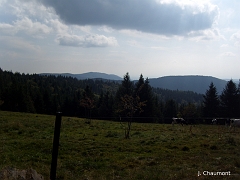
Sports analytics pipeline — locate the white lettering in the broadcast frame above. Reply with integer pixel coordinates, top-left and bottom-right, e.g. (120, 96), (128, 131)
(203, 171), (208, 175)
(202, 171), (231, 176)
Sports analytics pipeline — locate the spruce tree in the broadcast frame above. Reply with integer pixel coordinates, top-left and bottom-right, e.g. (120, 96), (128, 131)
(202, 82), (220, 118)
(115, 72), (134, 116)
(134, 75), (154, 122)
(220, 80), (239, 117)
(164, 99), (177, 118)
(238, 80), (240, 117)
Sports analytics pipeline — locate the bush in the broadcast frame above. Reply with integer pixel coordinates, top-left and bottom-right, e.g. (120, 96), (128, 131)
(182, 146), (190, 151)
(210, 145), (217, 150)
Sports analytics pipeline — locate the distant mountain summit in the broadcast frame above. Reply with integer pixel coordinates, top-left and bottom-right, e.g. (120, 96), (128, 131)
(77, 72), (123, 80)
(40, 72), (230, 94)
(40, 72), (123, 81)
(148, 75), (228, 94)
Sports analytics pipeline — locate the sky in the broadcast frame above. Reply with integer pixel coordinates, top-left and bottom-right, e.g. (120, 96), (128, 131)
(0, 0), (239, 80)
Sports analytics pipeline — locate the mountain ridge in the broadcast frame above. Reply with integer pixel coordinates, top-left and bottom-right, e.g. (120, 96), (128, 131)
(40, 72), (122, 81)
(148, 75), (227, 94)
(40, 72), (232, 94)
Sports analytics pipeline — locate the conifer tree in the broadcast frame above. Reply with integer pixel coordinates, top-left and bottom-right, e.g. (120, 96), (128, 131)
(220, 80), (239, 117)
(238, 80), (240, 117)
(80, 85), (95, 123)
(164, 99), (177, 118)
(202, 82), (220, 118)
(134, 75), (154, 122)
(115, 72), (134, 116)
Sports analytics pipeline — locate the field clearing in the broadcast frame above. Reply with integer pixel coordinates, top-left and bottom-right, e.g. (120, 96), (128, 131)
(1, 111), (240, 179)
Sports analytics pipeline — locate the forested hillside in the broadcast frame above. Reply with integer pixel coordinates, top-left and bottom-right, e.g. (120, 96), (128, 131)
(149, 76), (228, 94)
(40, 72), (228, 94)
(0, 68), (239, 122)
(41, 72), (123, 80)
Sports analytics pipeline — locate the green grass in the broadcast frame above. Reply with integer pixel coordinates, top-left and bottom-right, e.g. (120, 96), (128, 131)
(1, 111), (240, 179)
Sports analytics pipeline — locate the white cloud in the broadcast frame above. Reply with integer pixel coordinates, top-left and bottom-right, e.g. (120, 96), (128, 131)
(220, 44), (229, 48)
(0, 18), (52, 38)
(76, 26), (92, 34)
(98, 26), (114, 33)
(14, 17), (52, 37)
(0, 0), (121, 50)
(57, 34), (118, 48)
(150, 46), (168, 51)
(220, 52), (236, 57)
(1, 0), (119, 47)
(187, 28), (224, 41)
(0, 0), (54, 38)
(0, 23), (16, 35)
(49, 19), (68, 35)
(9, 0), (54, 20)
(120, 29), (170, 40)
(231, 31), (240, 47)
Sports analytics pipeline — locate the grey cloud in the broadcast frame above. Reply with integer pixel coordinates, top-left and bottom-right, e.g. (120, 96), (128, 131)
(39, 0), (219, 36)
(57, 34), (118, 47)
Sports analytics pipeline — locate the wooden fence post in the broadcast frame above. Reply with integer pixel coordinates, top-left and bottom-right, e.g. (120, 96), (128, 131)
(50, 112), (62, 180)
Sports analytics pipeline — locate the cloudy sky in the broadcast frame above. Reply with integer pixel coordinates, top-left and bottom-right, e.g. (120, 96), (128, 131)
(0, 0), (239, 80)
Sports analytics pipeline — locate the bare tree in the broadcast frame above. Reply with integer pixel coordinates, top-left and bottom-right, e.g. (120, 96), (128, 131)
(119, 93), (146, 139)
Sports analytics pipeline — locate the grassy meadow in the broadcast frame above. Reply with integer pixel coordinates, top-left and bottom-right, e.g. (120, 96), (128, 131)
(1, 111), (240, 179)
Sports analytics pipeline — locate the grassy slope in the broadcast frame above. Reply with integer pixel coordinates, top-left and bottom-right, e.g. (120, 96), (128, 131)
(1, 111), (240, 180)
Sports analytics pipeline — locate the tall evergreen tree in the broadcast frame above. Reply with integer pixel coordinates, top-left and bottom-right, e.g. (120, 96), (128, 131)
(115, 72), (134, 116)
(118, 72), (134, 96)
(164, 99), (177, 118)
(135, 74), (145, 93)
(202, 82), (220, 118)
(97, 91), (113, 119)
(220, 80), (239, 117)
(134, 74), (145, 119)
(134, 75), (154, 122)
(238, 80), (240, 117)
(143, 78), (154, 119)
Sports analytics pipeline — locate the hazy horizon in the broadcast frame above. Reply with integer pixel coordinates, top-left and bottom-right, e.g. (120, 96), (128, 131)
(2, 68), (239, 82)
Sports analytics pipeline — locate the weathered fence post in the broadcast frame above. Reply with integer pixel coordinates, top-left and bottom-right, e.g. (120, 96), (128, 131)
(50, 112), (62, 180)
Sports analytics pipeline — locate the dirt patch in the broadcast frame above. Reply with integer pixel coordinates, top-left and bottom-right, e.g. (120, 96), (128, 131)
(0, 167), (44, 180)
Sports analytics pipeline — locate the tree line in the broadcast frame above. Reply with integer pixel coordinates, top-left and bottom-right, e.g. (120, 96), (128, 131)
(0, 68), (239, 122)
(202, 81), (240, 118)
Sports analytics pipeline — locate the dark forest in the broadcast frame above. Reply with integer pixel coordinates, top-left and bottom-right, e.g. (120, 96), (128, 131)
(0, 68), (239, 123)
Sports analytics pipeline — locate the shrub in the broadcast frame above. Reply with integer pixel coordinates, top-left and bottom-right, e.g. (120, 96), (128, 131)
(182, 146), (190, 151)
